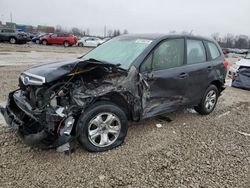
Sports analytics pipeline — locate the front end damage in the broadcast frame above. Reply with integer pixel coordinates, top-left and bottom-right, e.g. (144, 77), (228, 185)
(0, 60), (147, 151)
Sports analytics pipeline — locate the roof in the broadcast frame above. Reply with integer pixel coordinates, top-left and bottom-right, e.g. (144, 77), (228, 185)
(120, 33), (216, 42)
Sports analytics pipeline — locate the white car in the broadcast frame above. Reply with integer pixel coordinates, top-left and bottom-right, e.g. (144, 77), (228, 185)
(228, 53), (250, 78)
(77, 37), (104, 47)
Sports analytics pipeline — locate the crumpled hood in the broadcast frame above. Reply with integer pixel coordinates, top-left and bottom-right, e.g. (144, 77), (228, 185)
(23, 58), (80, 83)
(23, 58), (81, 83)
(236, 58), (250, 67)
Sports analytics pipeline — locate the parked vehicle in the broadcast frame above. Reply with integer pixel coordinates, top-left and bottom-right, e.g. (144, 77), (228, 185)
(222, 48), (229, 54)
(31, 33), (47, 44)
(0, 28), (29, 44)
(40, 33), (77, 47)
(0, 34), (227, 152)
(77, 36), (104, 47)
(227, 48), (249, 55)
(229, 53), (250, 89)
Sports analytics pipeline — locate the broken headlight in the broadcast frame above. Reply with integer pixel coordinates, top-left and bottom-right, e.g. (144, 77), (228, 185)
(20, 72), (46, 86)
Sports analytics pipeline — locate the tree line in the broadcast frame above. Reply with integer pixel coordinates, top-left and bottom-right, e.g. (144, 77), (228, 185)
(211, 33), (250, 49)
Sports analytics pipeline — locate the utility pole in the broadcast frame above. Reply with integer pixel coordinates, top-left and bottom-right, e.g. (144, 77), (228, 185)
(10, 12), (13, 22)
(104, 25), (106, 38)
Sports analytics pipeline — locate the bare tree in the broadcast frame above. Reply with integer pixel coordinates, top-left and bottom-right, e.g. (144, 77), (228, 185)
(123, 29), (128, 34)
(234, 35), (249, 49)
(169, 30), (176, 34)
(107, 29), (113, 37)
(86, 28), (90, 36)
(71, 27), (82, 36)
(211, 32), (220, 42)
(55, 25), (62, 33)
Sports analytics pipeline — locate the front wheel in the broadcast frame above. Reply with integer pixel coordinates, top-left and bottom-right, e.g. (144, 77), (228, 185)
(77, 101), (128, 152)
(194, 85), (219, 115)
(78, 42), (83, 47)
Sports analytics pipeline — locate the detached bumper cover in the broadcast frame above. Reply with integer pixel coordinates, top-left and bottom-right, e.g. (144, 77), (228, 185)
(232, 67), (250, 90)
(0, 91), (24, 129)
(0, 90), (72, 149)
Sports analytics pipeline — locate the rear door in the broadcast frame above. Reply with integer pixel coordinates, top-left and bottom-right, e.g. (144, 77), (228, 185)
(86, 38), (98, 47)
(184, 38), (212, 105)
(58, 33), (67, 44)
(140, 38), (188, 118)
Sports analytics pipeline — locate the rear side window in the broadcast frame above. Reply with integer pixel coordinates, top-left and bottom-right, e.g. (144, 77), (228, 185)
(187, 39), (206, 64)
(152, 38), (184, 70)
(207, 42), (220, 59)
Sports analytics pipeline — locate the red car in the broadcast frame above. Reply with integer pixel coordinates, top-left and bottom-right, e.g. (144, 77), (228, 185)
(40, 33), (77, 47)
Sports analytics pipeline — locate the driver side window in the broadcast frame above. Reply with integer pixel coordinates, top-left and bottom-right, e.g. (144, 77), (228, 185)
(153, 38), (184, 70)
(140, 38), (184, 72)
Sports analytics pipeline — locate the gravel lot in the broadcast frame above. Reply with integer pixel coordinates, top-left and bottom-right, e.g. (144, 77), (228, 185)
(0, 43), (249, 188)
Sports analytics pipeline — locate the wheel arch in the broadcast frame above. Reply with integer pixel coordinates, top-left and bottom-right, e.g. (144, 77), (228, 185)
(9, 36), (17, 40)
(95, 92), (132, 120)
(210, 80), (224, 93)
(42, 39), (48, 44)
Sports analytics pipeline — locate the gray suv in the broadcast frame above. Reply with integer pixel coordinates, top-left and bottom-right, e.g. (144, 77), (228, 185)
(0, 34), (227, 152)
(0, 28), (28, 44)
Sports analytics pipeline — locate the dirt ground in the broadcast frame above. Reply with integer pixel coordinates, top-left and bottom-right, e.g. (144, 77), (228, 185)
(0, 43), (249, 188)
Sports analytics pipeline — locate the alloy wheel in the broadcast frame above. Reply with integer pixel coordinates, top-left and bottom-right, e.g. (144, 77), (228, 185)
(204, 90), (217, 111)
(88, 112), (121, 147)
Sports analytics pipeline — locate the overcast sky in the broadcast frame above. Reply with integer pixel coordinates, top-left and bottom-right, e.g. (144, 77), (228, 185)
(0, 0), (249, 37)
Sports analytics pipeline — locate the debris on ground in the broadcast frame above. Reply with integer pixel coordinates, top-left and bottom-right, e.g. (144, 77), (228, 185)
(156, 123), (163, 128)
(217, 111), (231, 118)
(238, 131), (250, 137)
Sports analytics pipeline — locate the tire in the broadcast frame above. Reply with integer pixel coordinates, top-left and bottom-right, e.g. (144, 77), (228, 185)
(63, 41), (70, 47)
(194, 85), (219, 115)
(9, 37), (17, 44)
(78, 42), (83, 47)
(35, 39), (40, 44)
(77, 101), (128, 152)
(42, 40), (48, 45)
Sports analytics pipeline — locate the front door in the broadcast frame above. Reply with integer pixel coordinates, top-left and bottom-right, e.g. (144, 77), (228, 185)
(140, 38), (188, 118)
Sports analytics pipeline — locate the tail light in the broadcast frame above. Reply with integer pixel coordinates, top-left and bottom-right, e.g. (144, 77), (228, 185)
(223, 60), (229, 69)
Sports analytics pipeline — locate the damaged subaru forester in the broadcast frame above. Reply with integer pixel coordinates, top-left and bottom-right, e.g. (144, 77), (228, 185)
(0, 34), (227, 152)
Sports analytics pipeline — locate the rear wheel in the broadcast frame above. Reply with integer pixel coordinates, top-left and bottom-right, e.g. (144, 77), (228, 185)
(63, 41), (70, 47)
(9, 37), (17, 44)
(35, 39), (40, 44)
(77, 101), (128, 152)
(194, 85), (219, 115)
(42, 40), (48, 45)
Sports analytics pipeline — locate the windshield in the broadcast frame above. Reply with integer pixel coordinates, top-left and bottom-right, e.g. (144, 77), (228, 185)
(245, 53), (250, 59)
(83, 37), (152, 69)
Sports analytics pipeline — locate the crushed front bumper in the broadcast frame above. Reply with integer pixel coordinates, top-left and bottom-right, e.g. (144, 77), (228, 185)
(0, 90), (73, 149)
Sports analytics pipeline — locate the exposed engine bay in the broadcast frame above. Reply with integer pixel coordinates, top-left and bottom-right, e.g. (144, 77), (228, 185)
(0, 60), (146, 152)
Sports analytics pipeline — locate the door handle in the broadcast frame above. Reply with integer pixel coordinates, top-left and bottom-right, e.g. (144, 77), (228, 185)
(179, 72), (188, 79)
(207, 66), (212, 71)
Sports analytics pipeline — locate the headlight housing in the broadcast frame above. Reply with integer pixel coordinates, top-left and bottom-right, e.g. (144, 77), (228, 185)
(20, 72), (46, 86)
